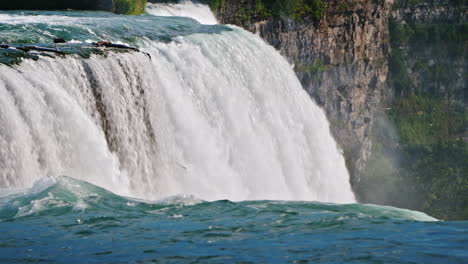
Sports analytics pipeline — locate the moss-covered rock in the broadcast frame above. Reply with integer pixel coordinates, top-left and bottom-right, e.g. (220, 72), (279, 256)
(114, 0), (146, 15)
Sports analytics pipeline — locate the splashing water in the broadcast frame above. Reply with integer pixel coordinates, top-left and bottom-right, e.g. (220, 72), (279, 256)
(146, 1), (218, 25)
(0, 22), (355, 202)
(2, 176), (466, 264)
(0, 3), (355, 203)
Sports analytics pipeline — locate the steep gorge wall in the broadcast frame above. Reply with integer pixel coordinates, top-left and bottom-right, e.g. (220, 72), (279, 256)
(211, 0), (467, 219)
(358, 0), (467, 220)
(389, 0), (467, 103)
(213, 0), (395, 184)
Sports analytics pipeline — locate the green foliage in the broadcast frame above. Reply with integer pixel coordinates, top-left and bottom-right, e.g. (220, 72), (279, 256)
(388, 48), (413, 97)
(360, 18), (468, 220)
(391, 96), (467, 148)
(209, 0), (326, 22)
(255, 0), (271, 17)
(390, 19), (468, 46)
(295, 58), (330, 80)
(359, 97), (468, 220)
(114, 0), (146, 15)
(388, 20), (467, 97)
(286, 0), (326, 21)
(208, 0), (225, 10)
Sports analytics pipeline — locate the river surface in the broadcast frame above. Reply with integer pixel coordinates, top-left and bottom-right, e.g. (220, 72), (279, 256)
(0, 176), (467, 263)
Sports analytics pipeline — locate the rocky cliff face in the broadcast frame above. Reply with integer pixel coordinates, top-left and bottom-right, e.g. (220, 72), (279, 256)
(212, 0), (467, 219)
(390, 0), (467, 104)
(214, 0), (395, 183)
(356, 0), (467, 219)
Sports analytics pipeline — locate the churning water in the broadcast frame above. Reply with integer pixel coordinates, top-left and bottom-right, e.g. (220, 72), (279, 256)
(0, 2), (466, 263)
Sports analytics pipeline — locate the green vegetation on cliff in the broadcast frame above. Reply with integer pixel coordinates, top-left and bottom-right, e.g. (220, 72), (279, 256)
(114, 0), (146, 14)
(208, 0), (326, 23)
(358, 18), (468, 220)
(388, 21), (467, 97)
(358, 97), (468, 220)
(295, 58), (331, 80)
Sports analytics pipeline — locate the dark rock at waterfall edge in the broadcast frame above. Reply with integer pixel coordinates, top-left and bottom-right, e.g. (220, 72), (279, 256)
(0, 43), (144, 66)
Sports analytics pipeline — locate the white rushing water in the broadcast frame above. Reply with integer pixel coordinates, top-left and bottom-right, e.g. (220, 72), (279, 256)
(146, 1), (218, 25)
(0, 4), (356, 203)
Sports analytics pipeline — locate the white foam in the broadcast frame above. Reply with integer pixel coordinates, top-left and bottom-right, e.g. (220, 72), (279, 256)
(0, 14), (81, 25)
(157, 195), (204, 206)
(146, 1), (218, 25)
(0, 25), (355, 203)
(361, 204), (438, 222)
(15, 192), (70, 218)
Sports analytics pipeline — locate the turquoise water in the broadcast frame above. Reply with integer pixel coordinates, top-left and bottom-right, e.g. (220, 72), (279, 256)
(0, 10), (230, 64)
(0, 176), (466, 263)
(0, 9), (467, 263)
(0, 10), (228, 44)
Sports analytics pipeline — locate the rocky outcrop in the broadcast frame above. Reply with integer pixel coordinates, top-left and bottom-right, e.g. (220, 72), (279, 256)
(214, 0), (394, 184)
(0, 0), (146, 15)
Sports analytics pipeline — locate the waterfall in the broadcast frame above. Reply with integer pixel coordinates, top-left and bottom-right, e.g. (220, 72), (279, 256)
(146, 1), (218, 25)
(0, 6), (356, 203)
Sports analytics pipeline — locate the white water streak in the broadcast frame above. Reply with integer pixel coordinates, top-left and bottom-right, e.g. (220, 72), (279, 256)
(146, 1), (218, 25)
(0, 27), (355, 203)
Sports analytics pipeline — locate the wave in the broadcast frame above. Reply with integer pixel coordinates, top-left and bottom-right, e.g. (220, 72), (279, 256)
(0, 176), (437, 222)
